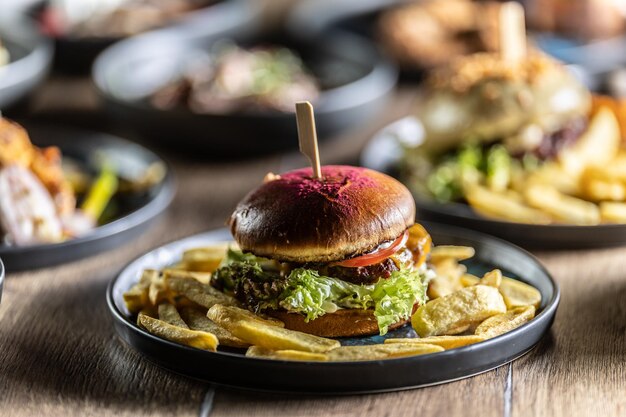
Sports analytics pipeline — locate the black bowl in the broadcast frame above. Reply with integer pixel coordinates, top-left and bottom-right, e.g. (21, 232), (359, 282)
(107, 223), (559, 393)
(0, 12), (53, 111)
(362, 116), (626, 249)
(0, 125), (175, 272)
(93, 29), (398, 158)
(34, 0), (259, 74)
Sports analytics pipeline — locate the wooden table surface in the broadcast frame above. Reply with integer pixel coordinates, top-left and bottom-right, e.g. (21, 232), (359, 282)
(1, 79), (626, 417)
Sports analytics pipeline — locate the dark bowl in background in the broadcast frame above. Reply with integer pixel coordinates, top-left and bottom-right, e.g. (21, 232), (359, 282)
(32, 0), (258, 74)
(0, 125), (175, 272)
(93, 29), (398, 158)
(0, 12), (53, 112)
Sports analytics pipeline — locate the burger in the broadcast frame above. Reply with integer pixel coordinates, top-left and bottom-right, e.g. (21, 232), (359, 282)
(401, 50), (622, 215)
(210, 165), (434, 337)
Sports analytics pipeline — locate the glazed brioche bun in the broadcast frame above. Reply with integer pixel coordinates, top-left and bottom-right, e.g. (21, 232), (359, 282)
(229, 165), (416, 263)
(267, 309), (410, 338)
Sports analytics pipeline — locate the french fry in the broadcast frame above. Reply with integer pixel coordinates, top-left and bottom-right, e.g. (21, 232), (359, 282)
(208, 305), (339, 353)
(524, 183), (600, 225)
(123, 269), (159, 313)
(385, 335), (485, 349)
(428, 258), (465, 299)
(580, 175), (626, 202)
(138, 312), (218, 351)
(430, 245), (475, 262)
(500, 277), (541, 309)
(158, 303), (188, 328)
(164, 271), (239, 309)
(558, 106), (621, 176)
(182, 243), (231, 273)
(326, 343), (443, 361)
(163, 269), (212, 284)
(179, 307), (249, 348)
(412, 285), (506, 337)
(475, 306), (536, 338)
(481, 269), (502, 288)
(206, 305), (284, 328)
(465, 184), (552, 224)
(149, 275), (171, 306)
(524, 162), (581, 196)
(246, 346), (328, 361)
(460, 274), (480, 287)
(600, 201), (626, 223)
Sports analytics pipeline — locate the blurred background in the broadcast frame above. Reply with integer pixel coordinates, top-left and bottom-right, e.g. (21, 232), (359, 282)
(3, 0), (626, 268)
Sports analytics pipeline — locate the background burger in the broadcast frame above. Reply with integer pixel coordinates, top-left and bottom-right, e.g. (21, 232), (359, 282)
(210, 165), (434, 337)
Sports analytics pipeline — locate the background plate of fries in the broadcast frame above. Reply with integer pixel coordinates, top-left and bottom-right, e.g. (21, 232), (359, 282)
(362, 112), (626, 249)
(107, 222), (559, 393)
(0, 125), (175, 271)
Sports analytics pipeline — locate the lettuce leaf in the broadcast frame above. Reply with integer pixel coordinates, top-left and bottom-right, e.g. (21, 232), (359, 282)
(213, 250), (428, 335)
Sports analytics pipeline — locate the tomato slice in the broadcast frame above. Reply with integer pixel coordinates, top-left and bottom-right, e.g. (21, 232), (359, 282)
(333, 231), (409, 268)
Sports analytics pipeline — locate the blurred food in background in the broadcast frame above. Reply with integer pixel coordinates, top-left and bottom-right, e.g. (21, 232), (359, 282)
(151, 43), (319, 114)
(40, 0), (217, 39)
(525, 0), (626, 41)
(377, 0), (502, 70)
(400, 50), (626, 225)
(0, 118), (165, 246)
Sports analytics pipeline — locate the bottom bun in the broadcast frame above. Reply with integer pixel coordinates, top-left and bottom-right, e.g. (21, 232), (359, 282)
(266, 309), (409, 338)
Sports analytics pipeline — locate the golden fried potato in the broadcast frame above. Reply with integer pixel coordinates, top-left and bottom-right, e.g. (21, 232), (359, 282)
(580, 175), (626, 202)
(208, 305), (338, 353)
(138, 312), (218, 351)
(430, 245), (475, 262)
(559, 106), (621, 176)
(149, 275), (171, 306)
(475, 306), (536, 338)
(326, 343), (443, 361)
(499, 277), (541, 309)
(412, 285), (506, 337)
(179, 307), (249, 348)
(460, 273), (480, 287)
(600, 201), (626, 223)
(525, 162), (581, 196)
(481, 269), (502, 288)
(466, 184), (552, 224)
(164, 271), (239, 309)
(182, 243), (231, 273)
(123, 269), (159, 314)
(246, 346), (328, 362)
(524, 183), (600, 225)
(206, 305), (284, 328)
(385, 335), (485, 349)
(158, 303), (188, 328)
(428, 258), (465, 299)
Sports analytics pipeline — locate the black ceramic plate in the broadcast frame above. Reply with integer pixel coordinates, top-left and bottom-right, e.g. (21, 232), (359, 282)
(107, 223), (559, 393)
(93, 29), (397, 158)
(0, 125), (175, 272)
(0, 12), (53, 111)
(32, 0), (257, 74)
(361, 116), (626, 249)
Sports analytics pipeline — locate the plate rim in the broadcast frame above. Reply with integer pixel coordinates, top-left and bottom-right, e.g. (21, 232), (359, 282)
(106, 223), (560, 369)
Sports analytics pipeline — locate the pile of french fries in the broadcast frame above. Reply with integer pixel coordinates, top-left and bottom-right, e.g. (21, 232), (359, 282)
(465, 98), (626, 225)
(123, 243), (541, 361)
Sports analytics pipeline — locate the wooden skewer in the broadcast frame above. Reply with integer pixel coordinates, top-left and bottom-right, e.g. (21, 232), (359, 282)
(499, 1), (527, 64)
(295, 101), (322, 179)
